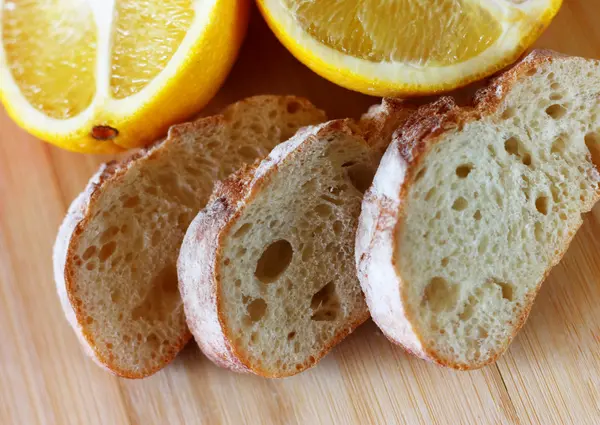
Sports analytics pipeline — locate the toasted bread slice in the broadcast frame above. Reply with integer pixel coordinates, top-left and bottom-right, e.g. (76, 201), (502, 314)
(356, 50), (600, 370)
(53, 96), (326, 378)
(178, 120), (378, 377)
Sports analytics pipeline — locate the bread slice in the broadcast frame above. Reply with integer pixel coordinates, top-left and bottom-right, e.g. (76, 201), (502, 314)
(53, 96), (326, 378)
(356, 50), (600, 370)
(178, 120), (378, 377)
(358, 97), (417, 156)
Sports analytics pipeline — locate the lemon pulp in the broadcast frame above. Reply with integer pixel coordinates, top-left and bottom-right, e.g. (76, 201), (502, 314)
(284, 0), (502, 66)
(111, 0), (195, 99)
(2, 0), (97, 119)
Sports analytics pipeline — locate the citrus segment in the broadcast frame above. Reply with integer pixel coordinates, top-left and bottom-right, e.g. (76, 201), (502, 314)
(2, 0), (96, 119)
(111, 0), (195, 99)
(288, 0), (502, 66)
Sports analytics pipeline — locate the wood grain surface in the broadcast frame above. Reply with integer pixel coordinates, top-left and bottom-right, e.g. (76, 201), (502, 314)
(1, 2), (599, 424)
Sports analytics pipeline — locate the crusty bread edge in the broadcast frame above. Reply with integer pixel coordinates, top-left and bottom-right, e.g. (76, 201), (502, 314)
(179, 120), (372, 378)
(54, 95), (326, 378)
(356, 49), (600, 370)
(53, 131), (195, 377)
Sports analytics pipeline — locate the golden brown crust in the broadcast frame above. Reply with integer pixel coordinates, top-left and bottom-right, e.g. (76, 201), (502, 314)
(55, 95), (326, 378)
(179, 119), (370, 377)
(358, 49), (600, 370)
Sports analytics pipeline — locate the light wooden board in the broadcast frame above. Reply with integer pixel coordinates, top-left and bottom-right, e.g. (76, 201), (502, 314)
(1, 3), (599, 424)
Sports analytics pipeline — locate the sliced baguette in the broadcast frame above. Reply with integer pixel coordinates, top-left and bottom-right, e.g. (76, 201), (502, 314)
(358, 97), (417, 156)
(178, 120), (378, 377)
(356, 50), (600, 370)
(53, 96), (326, 378)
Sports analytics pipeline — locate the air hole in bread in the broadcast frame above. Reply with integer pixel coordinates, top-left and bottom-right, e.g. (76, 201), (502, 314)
(441, 257), (449, 267)
(86, 316), (94, 325)
(473, 210), (482, 221)
(459, 299), (475, 321)
(494, 281), (515, 301)
(302, 243), (314, 261)
(414, 167), (426, 182)
(123, 196), (140, 208)
(346, 163), (374, 194)
(332, 220), (343, 236)
(456, 164), (473, 178)
(495, 191), (504, 207)
(131, 264), (178, 322)
(100, 226), (119, 243)
(255, 240), (293, 283)
(159, 264), (179, 294)
(250, 122), (264, 134)
(111, 289), (121, 303)
(452, 197), (468, 211)
(239, 146), (260, 160)
(302, 179), (317, 191)
(535, 196), (549, 215)
(315, 203), (332, 218)
(424, 187), (436, 201)
(98, 241), (117, 261)
(477, 327), (488, 339)
(526, 67), (537, 76)
(342, 161), (356, 168)
(247, 298), (267, 322)
(504, 137), (519, 155)
(551, 135), (567, 155)
(287, 100), (301, 114)
(310, 281), (340, 321)
(287, 331), (296, 340)
(478, 236), (489, 255)
(423, 277), (458, 313)
(233, 223), (253, 238)
(505, 137), (532, 166)
(147, 333), (160, 351)
(501, 107), (516, 120)
(546, 104), (567, 120)
(321, 194), (343, 205)
(82, 245), (97, 260)
(584, 131), (600, 168)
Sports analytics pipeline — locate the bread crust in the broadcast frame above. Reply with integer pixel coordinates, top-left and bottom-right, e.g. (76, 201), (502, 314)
(54, 95), (325, 378)
(356, 50), (600, 370)
(178, 120), (371, 377)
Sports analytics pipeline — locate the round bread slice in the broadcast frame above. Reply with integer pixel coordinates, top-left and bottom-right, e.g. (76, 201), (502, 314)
(178, 120), (377, 377)
(356, 50), (600, 370)
(53, 96), (326, 378)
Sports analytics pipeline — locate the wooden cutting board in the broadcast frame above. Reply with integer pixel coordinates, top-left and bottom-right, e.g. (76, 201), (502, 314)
(1, 3), (599, 424)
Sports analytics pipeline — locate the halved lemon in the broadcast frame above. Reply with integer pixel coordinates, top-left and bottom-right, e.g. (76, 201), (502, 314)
(257, 0), (562, 96)
(0, 0), (249, 153)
